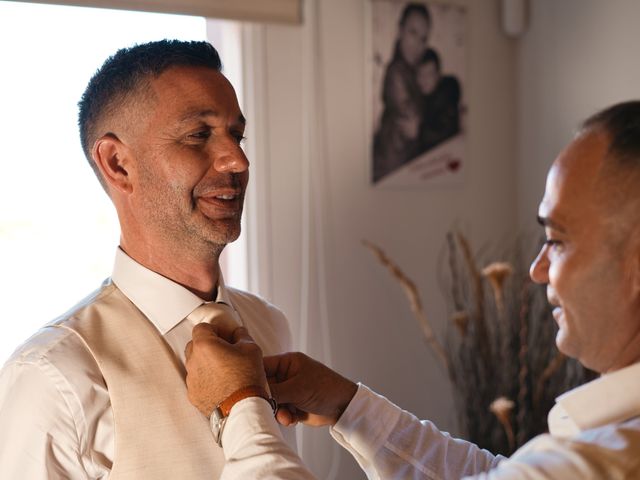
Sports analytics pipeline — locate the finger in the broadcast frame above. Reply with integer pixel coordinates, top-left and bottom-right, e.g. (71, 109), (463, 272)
(191, 322), (219, 341)
(263, 355), (281, 377)
(292, 408), (309, 424)
(275, 407), (296, 427)
(267, 378), (299, 406)
(208, 315), (240, 342)
(263, 353), (293, 380)
(231, 326), (255, 345)
(278, 406), (309, 425)
(185, 340), (193, 360)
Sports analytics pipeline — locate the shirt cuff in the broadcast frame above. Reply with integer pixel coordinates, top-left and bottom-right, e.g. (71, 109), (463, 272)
(330, 383), (402, 459)
(221, 396), (282, 457)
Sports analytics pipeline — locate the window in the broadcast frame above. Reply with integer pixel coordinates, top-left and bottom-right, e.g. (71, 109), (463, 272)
(0, 2), (246, 364)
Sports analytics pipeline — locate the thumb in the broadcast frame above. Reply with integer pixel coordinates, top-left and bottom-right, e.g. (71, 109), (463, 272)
(185, 340), (193, 360)
(275, 406), (297, 427)
(207, 315), (239, 343)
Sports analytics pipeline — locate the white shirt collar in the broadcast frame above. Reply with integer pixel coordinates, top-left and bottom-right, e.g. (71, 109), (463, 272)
(548, 361), (640, 436)
(111, 248), (234, 335)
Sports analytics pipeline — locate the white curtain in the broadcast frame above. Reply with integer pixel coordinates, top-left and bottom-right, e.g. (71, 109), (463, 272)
(239, 1), (342, 477)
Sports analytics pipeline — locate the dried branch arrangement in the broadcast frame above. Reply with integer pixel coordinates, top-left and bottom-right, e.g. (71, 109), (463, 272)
(363, 232), (596, 456)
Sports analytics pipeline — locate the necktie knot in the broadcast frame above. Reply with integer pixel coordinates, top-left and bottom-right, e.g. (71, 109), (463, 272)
(187, 302), (240, 329)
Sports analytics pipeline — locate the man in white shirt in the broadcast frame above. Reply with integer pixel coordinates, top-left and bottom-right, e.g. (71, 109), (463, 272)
(185, 100), (640, 479)
(0, 40), (294, 478)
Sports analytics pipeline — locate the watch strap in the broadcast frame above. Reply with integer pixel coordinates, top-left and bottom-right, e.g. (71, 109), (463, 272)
(218, 385), (276, 417)
(210, 385), (277, 448)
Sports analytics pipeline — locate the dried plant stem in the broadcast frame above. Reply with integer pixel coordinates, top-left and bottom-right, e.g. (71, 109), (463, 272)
(534, 352), (567, 408)
(482, 263), (513, 319)
(490, 397), (516, 452)
(501, 416), (515, 452)
(363, 240), (449, 370)
(451, 311), (470, 337)
(456, 233), (491, 364)
(516, 280), (531, 447)
(447, 233), (464, 311)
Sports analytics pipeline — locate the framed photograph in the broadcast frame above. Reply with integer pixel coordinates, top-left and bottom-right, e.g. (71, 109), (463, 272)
(368, 0), (467, 187)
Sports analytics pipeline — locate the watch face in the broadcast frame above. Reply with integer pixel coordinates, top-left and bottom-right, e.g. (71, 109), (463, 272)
(211, 408), (226, 447)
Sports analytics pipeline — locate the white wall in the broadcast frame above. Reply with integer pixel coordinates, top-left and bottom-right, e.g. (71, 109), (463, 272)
(251, 0), (517, 477)
(517, 0), (640, 229)
(250, 1), (640, 476)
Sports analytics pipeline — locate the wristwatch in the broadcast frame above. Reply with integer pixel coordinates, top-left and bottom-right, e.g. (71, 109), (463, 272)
(210, 385), (277, 447)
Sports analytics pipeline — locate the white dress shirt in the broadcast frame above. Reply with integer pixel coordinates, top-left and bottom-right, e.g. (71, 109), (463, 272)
(216, 362), (640, 479)
(0, 248), (294, 479)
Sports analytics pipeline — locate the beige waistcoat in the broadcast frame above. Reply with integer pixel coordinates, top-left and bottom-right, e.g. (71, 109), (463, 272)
(55, 282), (223, 479)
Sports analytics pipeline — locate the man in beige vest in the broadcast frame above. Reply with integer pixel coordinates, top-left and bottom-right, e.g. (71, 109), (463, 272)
(186, 101), (640, 478)
(0, 40), (294, 478)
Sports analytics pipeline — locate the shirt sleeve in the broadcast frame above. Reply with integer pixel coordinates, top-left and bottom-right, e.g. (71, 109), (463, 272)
(220, 397), (316, 479)
(0, 358), (89, 479)
(465, 420), (640, 479)
(330, 384), (503, 480)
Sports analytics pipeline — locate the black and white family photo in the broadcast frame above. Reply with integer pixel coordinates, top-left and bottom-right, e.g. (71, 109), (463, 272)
(371, 1), (467, 187)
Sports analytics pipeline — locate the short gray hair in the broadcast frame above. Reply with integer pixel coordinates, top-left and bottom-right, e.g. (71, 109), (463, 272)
(78, 40), (223, 191)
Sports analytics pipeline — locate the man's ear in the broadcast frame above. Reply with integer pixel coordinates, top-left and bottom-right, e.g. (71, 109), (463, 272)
(92, 133), (133, 194)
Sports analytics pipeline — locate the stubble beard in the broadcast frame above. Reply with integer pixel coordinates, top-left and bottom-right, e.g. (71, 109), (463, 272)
(139, 189), (241, 264)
